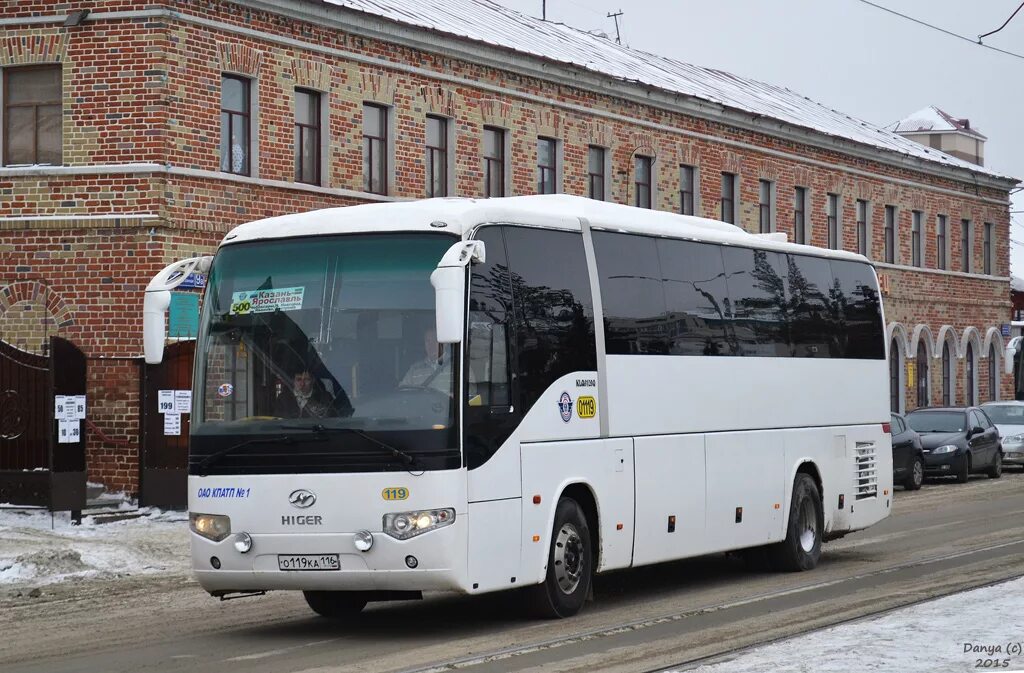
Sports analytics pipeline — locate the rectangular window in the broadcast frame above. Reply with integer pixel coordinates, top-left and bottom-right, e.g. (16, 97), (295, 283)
(884, 205), (896, 264)
(720, 172), (736, 224)
(984, 222), (993, 275)
(537, 137), (557, 194)
(758, 179), (773, 233)
(961, 219), (971, 273)
(592, 232), (669, 354)
(793, 187), (807, 245)
(426, 115), (448, 197)
(220, 74), (251, 176)
(483, 126), (505, 198)
(680, 165), (696, 216)
(856, 199), (868, 256)
(362, 103), (388, 195)
(3, 65), (62, 166)
(937, 215), (947, 270)
(294, 89), (320, 185)
(588, 146), (606, 201)
(827, 193), (839, 250)
(635, 156), (653, 209)
(911, 210), (923, 267)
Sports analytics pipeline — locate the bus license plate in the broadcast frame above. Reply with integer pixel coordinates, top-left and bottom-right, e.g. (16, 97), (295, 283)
(278, 554), (340, 571)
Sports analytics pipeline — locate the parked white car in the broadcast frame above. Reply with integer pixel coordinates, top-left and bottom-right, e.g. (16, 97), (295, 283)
(981, 401), (1024, 469)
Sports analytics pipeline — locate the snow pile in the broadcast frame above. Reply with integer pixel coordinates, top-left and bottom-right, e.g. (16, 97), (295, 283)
(686, 577), (1024, 673)
(0, 506), (190, 587)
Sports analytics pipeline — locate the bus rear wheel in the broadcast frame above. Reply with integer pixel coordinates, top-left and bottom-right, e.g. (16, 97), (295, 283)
(525, 497), (593, 619)
(303, 590), (368, 620)
(768, 473), (822, 572)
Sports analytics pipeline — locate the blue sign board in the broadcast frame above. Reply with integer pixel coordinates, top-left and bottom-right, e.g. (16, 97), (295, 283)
(168, 292), (200, 338)
(1002, 323), (1011, 337)
(178, 272), (207, 289)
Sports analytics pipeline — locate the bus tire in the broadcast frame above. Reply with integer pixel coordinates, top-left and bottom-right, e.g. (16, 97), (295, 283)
(768, 473), (822, 572)
(525, 497), (593, 619)
(302, 590), (368, 620)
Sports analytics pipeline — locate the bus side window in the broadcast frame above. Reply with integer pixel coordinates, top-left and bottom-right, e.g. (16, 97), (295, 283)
(503, 226), (596, 413)
(467, 226), (512, 408)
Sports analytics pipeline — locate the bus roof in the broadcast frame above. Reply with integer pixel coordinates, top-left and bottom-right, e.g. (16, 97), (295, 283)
(222, 194), (871, 264)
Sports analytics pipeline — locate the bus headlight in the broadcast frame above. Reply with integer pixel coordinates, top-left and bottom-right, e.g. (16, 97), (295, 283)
(190, 512), (231, 542)
(383, 508), (455, 540)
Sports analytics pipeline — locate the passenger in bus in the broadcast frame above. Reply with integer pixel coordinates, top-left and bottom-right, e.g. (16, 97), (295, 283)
(400, 328), (451, 393)
(275, 368), (344, 418)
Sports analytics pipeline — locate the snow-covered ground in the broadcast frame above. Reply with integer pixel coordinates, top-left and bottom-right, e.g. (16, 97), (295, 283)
(0, 504), (189, 588)
(3, 505), (1022, 672)
(681, 577), (1024, 673)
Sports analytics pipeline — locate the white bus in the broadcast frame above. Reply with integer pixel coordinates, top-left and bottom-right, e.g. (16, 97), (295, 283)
(144, 194), (892, 619)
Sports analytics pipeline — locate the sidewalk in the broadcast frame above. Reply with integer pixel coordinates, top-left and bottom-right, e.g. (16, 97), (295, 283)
(0, 500), (189, 591)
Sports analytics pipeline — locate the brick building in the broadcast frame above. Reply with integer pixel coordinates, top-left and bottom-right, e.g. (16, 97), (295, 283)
(1, 0), (1017, 494)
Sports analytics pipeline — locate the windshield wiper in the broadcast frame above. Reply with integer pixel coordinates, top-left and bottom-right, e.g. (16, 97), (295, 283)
(279, 423), (418, 467)
(195, 435), (325, 476)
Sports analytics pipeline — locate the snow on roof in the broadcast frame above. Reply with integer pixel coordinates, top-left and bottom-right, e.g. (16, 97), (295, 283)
(321, 0), (1012, 182)
(887, 106), (988, 140)
(1011, 276), (1024, 293)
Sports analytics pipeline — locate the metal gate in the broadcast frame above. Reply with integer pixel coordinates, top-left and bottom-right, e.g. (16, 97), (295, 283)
(140, 340), (195, 508)
(0, 336), (87, 511)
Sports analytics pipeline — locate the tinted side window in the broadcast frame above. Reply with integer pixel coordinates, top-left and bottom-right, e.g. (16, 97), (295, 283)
(504, 227), (597, 413)
(465, 226), (516, 469)
(592, 231), (668, 354)
(659, 239), (732, 356)
(467, 226), (512, 407)
(829, 260), (885, 359)
(721, 247), (788, 356)
(787, 254), (834, 358)
(968, 411), (984, 431)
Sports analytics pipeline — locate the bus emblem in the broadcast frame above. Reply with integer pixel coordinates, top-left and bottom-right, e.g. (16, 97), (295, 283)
(288, 489), (316, 508)
(558, 392), (573, 423)
(576, 396), (596, 419)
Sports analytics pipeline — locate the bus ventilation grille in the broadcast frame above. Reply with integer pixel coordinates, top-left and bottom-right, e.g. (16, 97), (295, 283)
(854, 442), (878, 500)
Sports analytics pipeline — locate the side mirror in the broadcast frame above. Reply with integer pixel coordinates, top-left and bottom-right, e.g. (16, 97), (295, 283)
(430, 240), (485, 344)
(143, 256), (213, 364)
(968, 426), (984, 439)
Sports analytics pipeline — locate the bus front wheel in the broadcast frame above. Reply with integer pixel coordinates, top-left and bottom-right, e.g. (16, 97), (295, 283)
(303, 590), (368, 619)
(526, 497), (593, 619)
(769, 473), (822, 572)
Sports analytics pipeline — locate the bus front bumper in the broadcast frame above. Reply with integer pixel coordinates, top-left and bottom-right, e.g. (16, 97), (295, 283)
(191, 522), (468, 594)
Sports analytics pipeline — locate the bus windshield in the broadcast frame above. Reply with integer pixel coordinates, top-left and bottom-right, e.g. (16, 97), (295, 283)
(192, 232), (459, 473)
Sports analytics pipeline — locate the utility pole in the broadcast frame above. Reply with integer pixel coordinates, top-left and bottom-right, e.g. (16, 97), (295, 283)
(607, 10), (623, 45)
(542, 0), (546, 21)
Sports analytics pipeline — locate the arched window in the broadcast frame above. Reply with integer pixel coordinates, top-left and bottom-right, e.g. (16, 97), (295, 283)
(966, 342), (976, 406)
(989, 343), (998, 401)
(917, 341), (929, 408)
(942, 341), (952, 406)
(890, 339), (901, 412)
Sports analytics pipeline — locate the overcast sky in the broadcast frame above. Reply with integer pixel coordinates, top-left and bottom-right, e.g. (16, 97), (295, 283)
(494, 0), (1024, 275)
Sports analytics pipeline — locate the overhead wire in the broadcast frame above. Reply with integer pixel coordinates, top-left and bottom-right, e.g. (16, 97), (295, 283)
(854, 0), (1024, 61)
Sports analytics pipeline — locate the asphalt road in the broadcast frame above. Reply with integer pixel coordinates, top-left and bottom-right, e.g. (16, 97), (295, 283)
(2, 471), (1022, 673)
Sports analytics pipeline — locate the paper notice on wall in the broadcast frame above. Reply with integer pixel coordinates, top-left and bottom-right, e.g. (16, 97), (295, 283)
(58, 419), (81, 444)
(71, 395), (86, 420)
(164, 413), (181, 436)
(174, 390), (192, 414)
(158, 390), (175, 414)
(55, 395), (68, 420)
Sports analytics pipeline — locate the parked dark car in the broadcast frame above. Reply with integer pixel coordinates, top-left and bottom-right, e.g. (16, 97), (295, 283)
(889, 412), (924, 490)
(905, 407), (1003, 483)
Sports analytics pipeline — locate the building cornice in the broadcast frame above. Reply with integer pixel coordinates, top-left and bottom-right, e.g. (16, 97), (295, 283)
(2, 7), (1017, 195)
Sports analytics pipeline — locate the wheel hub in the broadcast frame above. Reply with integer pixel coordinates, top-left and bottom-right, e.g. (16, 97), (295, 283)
(554, 523), (584, 595)
(798, 498), (817, 553)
